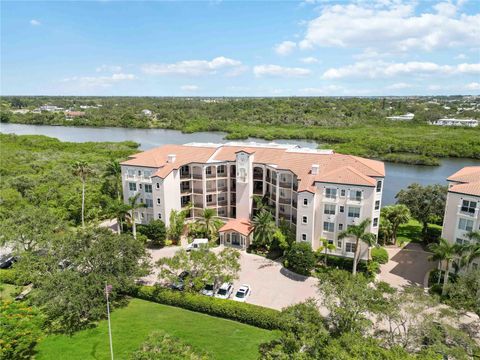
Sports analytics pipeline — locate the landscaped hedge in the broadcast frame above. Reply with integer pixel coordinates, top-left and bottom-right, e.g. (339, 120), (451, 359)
(132, 286), (286, 331)
(371, 247), (389, 264)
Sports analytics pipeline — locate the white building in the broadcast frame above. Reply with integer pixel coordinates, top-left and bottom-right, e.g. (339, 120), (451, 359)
(37, 105), (64, 112)
(441, 166), (480, 270)
(120, 142), (385, 259)
(386, 113), (414, 121)
(141, 109), (153, 117)
(430, 118), (478, 127)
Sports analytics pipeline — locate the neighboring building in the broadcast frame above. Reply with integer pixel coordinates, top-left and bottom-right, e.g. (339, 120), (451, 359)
(120, 142), (385, 259)
(386, 113), (414, 121)
(141, 109), (153, 117)
(430, 118), (478, 127)
(65, 111), (86, 121)
(441, 166), (480, 270)
(35, 105), (64, 112)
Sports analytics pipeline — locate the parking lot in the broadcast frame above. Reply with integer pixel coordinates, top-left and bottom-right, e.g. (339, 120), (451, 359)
(144, 245), (321, 311)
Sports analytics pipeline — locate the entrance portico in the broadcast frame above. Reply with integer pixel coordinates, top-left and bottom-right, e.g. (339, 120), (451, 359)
(218, 218), (253, 250)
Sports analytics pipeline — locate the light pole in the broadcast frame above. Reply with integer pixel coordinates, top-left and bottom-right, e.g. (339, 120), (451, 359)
(105, 284), (114, 360)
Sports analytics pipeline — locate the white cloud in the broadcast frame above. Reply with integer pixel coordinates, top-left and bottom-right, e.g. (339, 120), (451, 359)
(61, 73), (137, 88)
(386, 82), (413, 90)
(466, 82), (480, 90)
(322, 61), (480, 79)
(141, 56), (243, 76)
(96, 65), (123, 73)
(455, 53), (467, 60)
(30, 19), (41, 26)
(298, 2), (480, 52)
(299, 85), (344, 95)
(180, 85), (199, 91)
(253, 64), (311, 77)
(300, 56), (320, 64)
(274, 41), (297, 55)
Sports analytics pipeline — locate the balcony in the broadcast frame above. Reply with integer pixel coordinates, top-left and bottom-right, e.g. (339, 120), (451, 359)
(193, 186), (203, 194)
(279, 197), (291, 205)
(180, 172), (191, 179)
(206, 173), (216, 179)
(218, 199), (228, 206)
(180, 187), (192, 194)
(192, 173), (203, 180)
(279, 181), (292, 188)
(206, 186), (217, 193)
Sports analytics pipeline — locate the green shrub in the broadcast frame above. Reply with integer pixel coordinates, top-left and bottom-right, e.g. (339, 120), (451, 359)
(284, 242), (316, 276)
(366, 261), (380, 276)
(130, 331), (209, 360)
(371, 247), (389, 264)
(138, 220), (167, 247)
(425, 225), (442, 244)
(0, 269), (19, 285)
(133, 286), (285, 330)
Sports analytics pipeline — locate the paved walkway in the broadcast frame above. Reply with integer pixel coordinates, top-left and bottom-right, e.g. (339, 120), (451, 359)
(378, 243), (436, 288)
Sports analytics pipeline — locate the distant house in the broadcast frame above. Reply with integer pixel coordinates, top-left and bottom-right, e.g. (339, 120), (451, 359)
(65, 111), (86, 121)
(38, 105), (64, 112)
(430, 118), (478, 127)
(386, 113), (414, 121)
(142, 109), (153, 117)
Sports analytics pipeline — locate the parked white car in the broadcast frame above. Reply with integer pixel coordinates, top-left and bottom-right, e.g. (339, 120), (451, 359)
(214, 282), (233, 300)
(186, 238), (208, 251)
(233, 284), (251, 302)
(201, 283), (215, 296)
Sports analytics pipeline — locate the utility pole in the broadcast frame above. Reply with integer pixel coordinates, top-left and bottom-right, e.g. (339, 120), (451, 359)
(105, 284), (114, 360)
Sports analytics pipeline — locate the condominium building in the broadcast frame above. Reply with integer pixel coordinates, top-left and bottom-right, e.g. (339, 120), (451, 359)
(430, 118), (478, 127)
(120, 142), (385, 259)
(441, 166), (480, 269)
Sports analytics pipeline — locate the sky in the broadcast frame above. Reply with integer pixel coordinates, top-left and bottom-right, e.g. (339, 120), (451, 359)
(1, 0), (479, 96)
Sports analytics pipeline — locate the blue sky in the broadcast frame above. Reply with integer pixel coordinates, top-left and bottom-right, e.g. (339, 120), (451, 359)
(1, 0), (479, 96)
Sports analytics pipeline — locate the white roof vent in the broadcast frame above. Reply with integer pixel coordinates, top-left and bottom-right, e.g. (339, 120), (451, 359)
(167, 154), (176, 163)
(311, 164), (320, 175)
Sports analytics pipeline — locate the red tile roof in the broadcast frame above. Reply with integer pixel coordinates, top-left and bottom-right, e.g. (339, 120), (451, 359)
(448, 166), (480, 197)
(219, 218), (253, 236)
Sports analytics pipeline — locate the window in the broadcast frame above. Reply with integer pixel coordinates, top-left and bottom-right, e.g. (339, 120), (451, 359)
(302, 216), (308, 224)
(345, 243), (357, 253)
(129, 182), (137, 191)
(337, 240), (342, 249)
(325, 188), (337, 199)
(338, 223), (343, 231)
(340, 189), (346, 197)
(456, 238), (470, 245)
(206, 167), (212, 175)
(303, 198), (308, 206)
(206, 194), (213, 203)
(324, 204), (336, 215)
(156, 182), (160, 189)
(458, 218), (474, 232)
(138, 170), (142, 176)
(323, 222), (334, 232)
(144, 170), (151, 178)
(348, 206), (360, 218)
(376, 180), (382, 192)
(158, 213), (162, 219)
(127, 169), (135, 177)
(461, 200), (477, 214)
(302, 234), (307, 241)
(339, 206), (344, 213)
(157, 198), (161, 204)
(349, 190), (362, 201)
(373, 218), (378, 227)
(375, 200), (380, 210)
(145, 184), (152, 193)
(146, 199), (153, 208)
(217, 165), (226, 175)
(139, 184), (143, 190)
(328, 239), (334, 245)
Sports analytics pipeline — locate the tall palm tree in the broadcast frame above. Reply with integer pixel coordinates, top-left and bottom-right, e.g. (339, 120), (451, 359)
(105, 160), (122, 200)
(108, 199), (130, 234)
(318, 237), (336, 266)
(197, 208), (223, 240)
(428, 238), (459, 295)
(387, 204), (410, 244)
(127, 193), (147, 240)
(338, 218), (376, 275)
(252, 209), (276, 249)
(460, 232), (480, 269)
(72, 161), (93, 228)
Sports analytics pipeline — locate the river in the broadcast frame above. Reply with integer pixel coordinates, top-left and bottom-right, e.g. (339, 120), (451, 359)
(1, 123), (479, 205)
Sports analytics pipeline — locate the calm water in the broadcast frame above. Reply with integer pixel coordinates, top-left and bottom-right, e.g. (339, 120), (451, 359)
(1, 123), (478, 205)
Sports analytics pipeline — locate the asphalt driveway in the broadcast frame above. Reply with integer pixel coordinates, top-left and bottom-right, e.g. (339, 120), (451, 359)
(144, 245), (320, 311)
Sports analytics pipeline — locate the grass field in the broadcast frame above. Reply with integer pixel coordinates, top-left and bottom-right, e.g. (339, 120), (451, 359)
(0, 283), (19, 301)
(35, 298), (278, 360)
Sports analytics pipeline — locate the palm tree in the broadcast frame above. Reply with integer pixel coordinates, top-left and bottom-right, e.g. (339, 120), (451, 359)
(338, 218), (376, 275)
(105, 160), (122, 200)
(387, 204), (410, 244)
(197, 208), (223, 240)
(252, 209), (276, 249)
(460, 232), (480, 269)
(318, 237), (336, 266)
(108, 199), (130, 234)
(72, 161), (93, 228)
(127, 193), (147, 240)
(428, 238), (459, 295)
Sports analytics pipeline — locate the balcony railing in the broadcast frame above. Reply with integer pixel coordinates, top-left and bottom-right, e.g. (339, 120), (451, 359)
(217, 185), (228, 192)
(253, 174), (263, 180)
(193, 187), (203, 194)
(180, 187), (192, 194)
(218, 199), (228, 206)
(180, 172), (191, 179)
(206, 172), (216, 178)
(279, 198), (291, 204)
(279, 181), (292, 188)
(206, 187), (217, 193)
(192, 173), (203, 179)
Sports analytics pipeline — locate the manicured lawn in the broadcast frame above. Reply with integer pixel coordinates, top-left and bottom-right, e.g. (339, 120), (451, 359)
(35, 298), (278, 360)
(397, 219), (423, 245)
